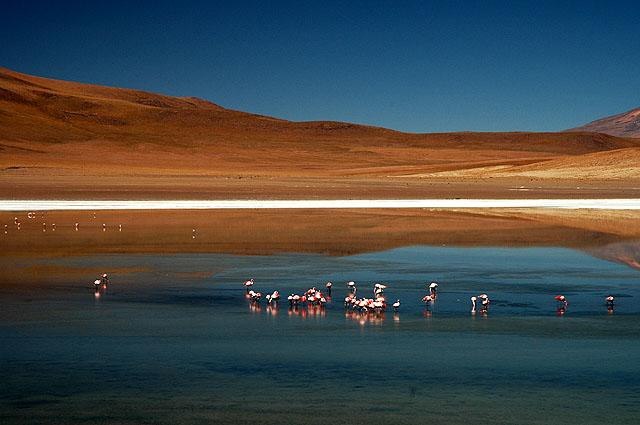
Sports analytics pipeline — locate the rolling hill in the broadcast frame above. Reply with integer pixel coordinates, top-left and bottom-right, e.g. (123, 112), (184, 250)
(1, 66), (639, 199)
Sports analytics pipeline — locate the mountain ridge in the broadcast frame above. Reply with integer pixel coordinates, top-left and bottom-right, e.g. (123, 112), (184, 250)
(568, 106), (640, 137)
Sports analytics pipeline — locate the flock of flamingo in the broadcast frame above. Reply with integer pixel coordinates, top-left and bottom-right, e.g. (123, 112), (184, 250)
(241, 278), (618, 316)
(90, 274), (618, 315)
(4, 214), (124, 234)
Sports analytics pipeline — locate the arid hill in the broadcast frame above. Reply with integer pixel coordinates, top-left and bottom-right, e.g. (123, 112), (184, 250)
(1, 66), (640, 199)
(569, 107), (640, 138)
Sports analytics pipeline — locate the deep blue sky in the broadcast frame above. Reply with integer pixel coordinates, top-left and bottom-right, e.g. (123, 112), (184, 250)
(1, 0), (639, 132)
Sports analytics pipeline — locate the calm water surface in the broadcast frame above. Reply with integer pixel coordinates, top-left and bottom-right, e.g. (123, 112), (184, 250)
(2, 246), (640, 424)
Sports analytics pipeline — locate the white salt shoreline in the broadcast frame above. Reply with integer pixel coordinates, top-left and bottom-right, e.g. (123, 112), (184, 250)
(1, 199), (640, 211)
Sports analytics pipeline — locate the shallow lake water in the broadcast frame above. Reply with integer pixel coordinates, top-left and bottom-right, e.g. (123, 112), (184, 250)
(1, 246), (640, 424)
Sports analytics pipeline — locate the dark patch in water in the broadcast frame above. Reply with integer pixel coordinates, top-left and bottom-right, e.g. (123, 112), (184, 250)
(7, 398), (60, 409)
(117, 293), (237, 306)
(492, 299), (539, 309)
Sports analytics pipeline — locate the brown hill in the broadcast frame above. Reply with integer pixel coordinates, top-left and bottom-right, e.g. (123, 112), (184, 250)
(1, 66), (640, 199)
(568, 107), (640, 137)
(418, 148), (640, 179)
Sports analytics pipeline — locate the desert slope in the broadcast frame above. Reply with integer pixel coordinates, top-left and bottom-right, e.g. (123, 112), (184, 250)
(2, 66), (640, 199)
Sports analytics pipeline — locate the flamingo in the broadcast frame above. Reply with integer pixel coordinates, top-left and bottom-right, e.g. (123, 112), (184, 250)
(248, 290), (262, 301)
(428, 281), (439, 296)
(605, 295), (614, 307)
(266, 290), (280, 304)
(325, 281), (333, 293)
(481, 296), (490, 311)
(243, 278), (254, 292)
(93, 279), (101, 290)
(554, 295), (568, 308)
(470, 296), (477, 312)
(373, 300), (385, 311)
(392, 300), (400, 311)
(100, 273), (111, 286)
(347, 281), (356, 293)
(374, 283), (387, 292)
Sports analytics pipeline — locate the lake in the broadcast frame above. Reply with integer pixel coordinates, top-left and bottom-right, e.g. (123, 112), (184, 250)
(2, 242), (640, 424)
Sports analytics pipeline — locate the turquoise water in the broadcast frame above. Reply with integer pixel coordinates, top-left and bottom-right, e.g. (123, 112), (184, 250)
(1, 246), (640, 424)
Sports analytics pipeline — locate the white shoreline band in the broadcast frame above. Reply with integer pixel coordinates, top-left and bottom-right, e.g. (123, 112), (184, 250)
(1, 199), (640, 211)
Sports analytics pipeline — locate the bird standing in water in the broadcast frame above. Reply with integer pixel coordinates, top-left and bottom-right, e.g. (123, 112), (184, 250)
(428, 281), (439, 297)
(347, 281), (356, 293)
(555, 295), (568, 308)
(266, 290), (280, 304)
(243, 278), (254, 292)
(605, 295), (614, 307)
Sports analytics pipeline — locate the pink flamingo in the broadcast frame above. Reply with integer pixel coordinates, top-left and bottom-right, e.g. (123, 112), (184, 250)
(248, 290), (262, 302)
(554, 295), (568, 308)
(605, 295), (614, 307)
(243, 278), (254, 292)
(266, 290), (280, 304)
(422, 295), (434, 310)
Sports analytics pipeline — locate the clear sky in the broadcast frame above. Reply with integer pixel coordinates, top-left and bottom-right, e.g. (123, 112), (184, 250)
(1, 0), (639, 133)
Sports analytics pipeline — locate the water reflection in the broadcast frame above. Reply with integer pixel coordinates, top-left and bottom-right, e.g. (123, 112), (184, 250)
(286, 305), (326, 319)
(345, 309), (385, 326)
(248, 302), (262, 314)
(265, 304), (278, 316)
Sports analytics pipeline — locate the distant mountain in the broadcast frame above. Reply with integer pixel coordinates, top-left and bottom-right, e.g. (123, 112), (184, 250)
(569, 107), (640, 137)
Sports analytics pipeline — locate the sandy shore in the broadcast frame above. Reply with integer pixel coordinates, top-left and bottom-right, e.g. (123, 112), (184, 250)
(3, 198), (640, 211)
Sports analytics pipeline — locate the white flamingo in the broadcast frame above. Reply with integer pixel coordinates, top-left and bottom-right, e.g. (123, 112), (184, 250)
(392, 300), (400, 311)
(243, 278), (254, 292)
(347, 281), (356, 293)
